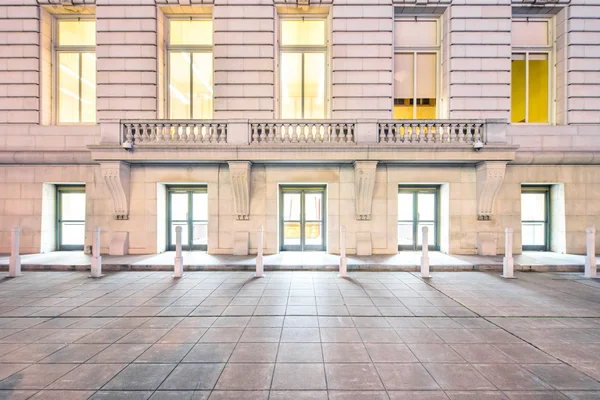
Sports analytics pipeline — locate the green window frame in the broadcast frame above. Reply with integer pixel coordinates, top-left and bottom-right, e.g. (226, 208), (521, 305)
(398, 186), (439, 251)
(56, 185), (86, 251)
(521, 186), (550, 251)
(279, 185), (326, 251)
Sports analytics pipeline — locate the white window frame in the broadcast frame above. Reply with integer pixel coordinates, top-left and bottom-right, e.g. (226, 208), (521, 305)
(277, 15), (329, 120)
(53, 16), (96, 125)
(165, 16), (214, 120)
(511, 16), (555, 125)
(393, 16), (441, 120)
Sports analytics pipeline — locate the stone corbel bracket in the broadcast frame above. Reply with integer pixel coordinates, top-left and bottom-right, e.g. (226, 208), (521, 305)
(354, 161), (378, 220)
(476, 161), (507, 221)
(228, 161), (251, 220)
(101, 161), (131, 220)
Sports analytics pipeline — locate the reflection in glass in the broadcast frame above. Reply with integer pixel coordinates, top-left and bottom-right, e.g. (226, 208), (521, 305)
(58, 20), (96, 46)
(528, 54), (548, 123)
(169, 52), (192, 119)
(170, 20), (213, 46)
(193, 223), (208, 245)
(418, 193), (435, 221)
(281, 53), (303, 119)
(284, 222), (301, 246)
(58, 53), (80, 123)
(283, 193), (301, 221)
(171, 193), (188, 221)
(61, 192), (86, 221)
(305, 222), (322, 246)
(304, 193), (322, 221)
(398, 192), (413, 221)
(61, 223), (85, 246)
(398, 222), (413, 246)
(281, 20), (325, 46)
(511, 54), (527, 123)
(304, 53), (326, 119)
(59, 190), (86, 248)
(192, 53), (213, 119)
(521, 193), (546, 221)
(193, 193), (208, 221)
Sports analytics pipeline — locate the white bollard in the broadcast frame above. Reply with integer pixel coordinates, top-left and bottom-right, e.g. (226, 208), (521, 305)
(585, 227), (597, 278)
(173, 226), (184, 278)
(90, 226), (102, 278)
(9, 227), (22, 278)
(421, 226), (430, 278)
(256, 225), (264, 278)
(339, 225), (348, 278)
(502, 227), (514, 279)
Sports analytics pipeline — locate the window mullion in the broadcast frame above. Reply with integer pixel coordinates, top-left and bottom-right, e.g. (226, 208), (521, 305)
(78, 52), (83, 123)
(413, 51), (417, 120)
(190, 52), (194, 120)
(525, 52), (529, 123)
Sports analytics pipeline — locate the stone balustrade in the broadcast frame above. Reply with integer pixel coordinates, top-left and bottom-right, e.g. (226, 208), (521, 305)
(122, 120), (228, 146)
(377, 120), (485, 145)
(250, 121), (355, 145)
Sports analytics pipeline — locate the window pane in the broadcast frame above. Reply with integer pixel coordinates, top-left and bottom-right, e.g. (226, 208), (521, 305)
(417, 192), (435, 221)
(398, 192), (413, 221)
(394, 53), (414, 119)
(193, 223), (208, 245)
(192, 192), (208, 221)
(522, 222), (546, 246)
(305, 222), (322, 246)
(521, 192), (546, 221)
(61, 222), (85, 246)
(281, 53), (303, 119)
(511, 54), (526, 123)
(169, 52), (192, 119)
(416, 53), (436, 119)
(528, 54), (548, 123)
(283, 193), (301, 221)
(395, 20), (437, 46)
(81, 53), (96, 123)
(304, 53), (326, 119)
(281, 20), (325, 46)
(171, 193), (188, 221)
(284, 222), (301, 246)
(512, 21), (548, 47)
(58, 53), (81, 123)
(58, 20), (96, 46)
(170, 20), (213, 46)
(305, 193), (322, 221)
(61, 192), (86, 221)
(398, 222), (413, 246)
(192, 53), (213, 119)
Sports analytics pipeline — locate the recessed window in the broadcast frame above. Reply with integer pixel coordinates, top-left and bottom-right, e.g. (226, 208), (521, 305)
(398, 187), (439, 250)
(57, 186), (86, 250)
(521, 186), (550, 251)
(56, 19), (96, 124)
(168, 19), (213, 119)
(279, 18), (327, 119)
(511, 19), (551, 124)
(394, 19), (439, 120)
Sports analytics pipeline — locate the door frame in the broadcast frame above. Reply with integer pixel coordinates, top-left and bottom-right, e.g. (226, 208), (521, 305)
(398, 185), (440, 251)
(279, 185), (326, 251)
(521, 185), (550, 251)
(56, 185), (86, 251)
(166, 186), (208, 251)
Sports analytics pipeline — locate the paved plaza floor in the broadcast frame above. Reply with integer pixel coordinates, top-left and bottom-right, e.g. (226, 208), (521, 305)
(0, 270), (599, 399)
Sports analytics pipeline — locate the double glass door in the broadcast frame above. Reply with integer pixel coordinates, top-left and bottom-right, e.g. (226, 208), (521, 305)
(281, 187), (325, 251)
(168, 188), (208, 251)
(398, 187), (438, 250)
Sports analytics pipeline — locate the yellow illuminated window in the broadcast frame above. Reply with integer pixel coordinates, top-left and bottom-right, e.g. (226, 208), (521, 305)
(280, 18), (327, 119)
(394, 19), (439, 120)
(56, 19), (96, 124)
(168, 19), (213, 119)
(511, 19), (551, 124)
(169, 20), (213, 46)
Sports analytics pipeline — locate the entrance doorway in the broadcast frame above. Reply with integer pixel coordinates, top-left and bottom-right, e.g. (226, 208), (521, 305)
(167, 187), (208, 251)
(398, 187), (439, 250)
(280, 186), (325, 251)
(521, 186), (550, 251)
(57, 186), (86, 251)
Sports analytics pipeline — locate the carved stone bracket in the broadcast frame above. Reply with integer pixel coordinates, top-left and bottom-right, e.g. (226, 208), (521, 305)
(354, 161), (378, 220)
(228, 161), (251, 220)
(476, 161), (507, 221)
(101, 161), (131, 220)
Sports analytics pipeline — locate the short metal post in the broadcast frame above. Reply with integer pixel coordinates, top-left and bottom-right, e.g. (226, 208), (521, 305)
(173, 226), (184, 278)
(502, 227), (514, 279)
(9, 227), (22, 277)
(256, 225), (264, 278)
(585, 227), (597, 278)
(339, 225), (348, 278)
(421, 226), (430, 278)
(90, 226), (102, 278)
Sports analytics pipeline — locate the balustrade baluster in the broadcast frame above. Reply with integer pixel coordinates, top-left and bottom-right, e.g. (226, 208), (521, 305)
(410, 123), (417, 143)
(474, 123), (482, 143)
(419, 123), (425, 143)
(259, 124), (267, 143)
(347, 124), (354, 143)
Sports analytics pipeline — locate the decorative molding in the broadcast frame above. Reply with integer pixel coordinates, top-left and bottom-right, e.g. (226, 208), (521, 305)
(101, 161), (131, 220)
(354, 161), (378, 220)
(476, 161), (507, 221)
(228, 161), (251, 220)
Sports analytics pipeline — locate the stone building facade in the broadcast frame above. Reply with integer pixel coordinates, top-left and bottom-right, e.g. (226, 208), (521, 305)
(0, 0), (599, 257)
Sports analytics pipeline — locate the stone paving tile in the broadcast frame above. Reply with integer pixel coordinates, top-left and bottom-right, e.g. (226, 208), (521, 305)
(103, 364), (177, 390)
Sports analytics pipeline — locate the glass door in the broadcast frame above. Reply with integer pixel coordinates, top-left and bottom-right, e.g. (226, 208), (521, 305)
(57, 186), (86, 251)
(168, 187), (208, 251)
(281, 187), (325, 251)
(398, 187), (438, 251)
(521, 187), (549, 251)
